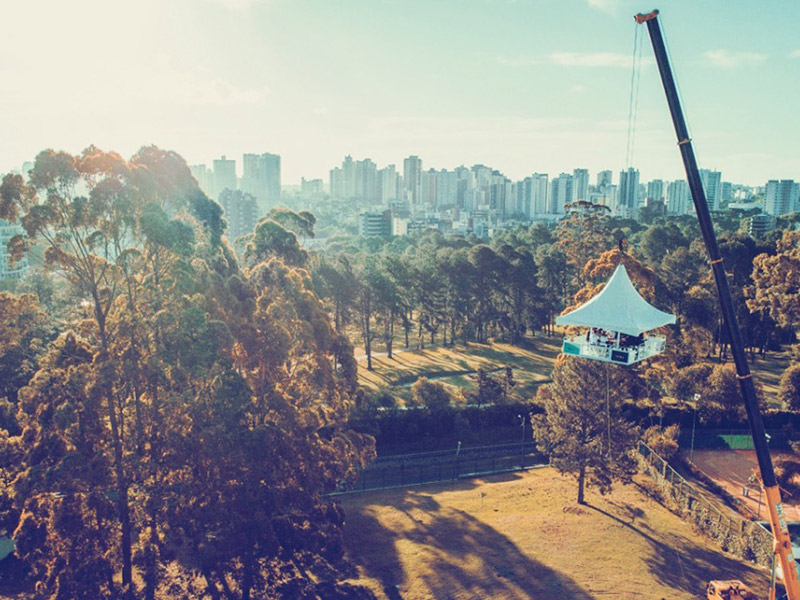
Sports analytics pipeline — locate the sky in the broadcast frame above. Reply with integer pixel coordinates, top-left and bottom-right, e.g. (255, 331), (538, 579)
(1, 0), (798, 186)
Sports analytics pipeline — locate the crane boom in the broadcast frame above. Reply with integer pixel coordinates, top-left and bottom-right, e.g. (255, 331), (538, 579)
(635, 9), (800, 599)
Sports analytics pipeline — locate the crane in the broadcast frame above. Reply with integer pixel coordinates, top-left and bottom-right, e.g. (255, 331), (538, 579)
(634, 9), (800, 600)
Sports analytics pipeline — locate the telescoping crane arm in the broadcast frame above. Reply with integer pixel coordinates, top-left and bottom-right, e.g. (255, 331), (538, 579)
(635, 9), (800, 600)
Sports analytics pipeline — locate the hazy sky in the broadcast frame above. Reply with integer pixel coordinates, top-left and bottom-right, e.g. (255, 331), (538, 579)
(1, 0), (798, 186)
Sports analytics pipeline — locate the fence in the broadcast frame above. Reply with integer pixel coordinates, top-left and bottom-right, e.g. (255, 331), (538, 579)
(638, 441), (773, 567)
(328, 441), (546, 496)
(678, 428), (790, 451)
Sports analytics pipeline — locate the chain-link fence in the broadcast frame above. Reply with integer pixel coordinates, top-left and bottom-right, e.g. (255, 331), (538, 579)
(328, 441), (546, 497)
(638, 441), (773, 567)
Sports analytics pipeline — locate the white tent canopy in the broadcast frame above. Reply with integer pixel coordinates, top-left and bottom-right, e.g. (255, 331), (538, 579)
(555, 264), (675, 336)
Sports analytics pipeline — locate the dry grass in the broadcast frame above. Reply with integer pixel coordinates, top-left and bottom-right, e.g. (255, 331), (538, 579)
(341, 467), (769, 600)
(750, 349), (792, 407)
(358, 337), (561, 403)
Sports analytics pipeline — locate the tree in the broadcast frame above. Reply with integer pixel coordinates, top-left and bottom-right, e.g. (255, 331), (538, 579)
(409, 377), (452, 411)
(533, 358), (639, 504)
(749, 231), (800, 329)
(0, 147), (375, 600)
(643, 424), (680, 460)
(779, 364), (800, 410)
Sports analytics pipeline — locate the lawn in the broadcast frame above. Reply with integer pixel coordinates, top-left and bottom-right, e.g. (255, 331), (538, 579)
(357, 336), (561, 404)
(340, 467), (770, 600)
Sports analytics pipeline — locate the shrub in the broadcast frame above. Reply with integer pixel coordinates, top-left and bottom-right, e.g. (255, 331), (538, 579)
(779, 363), (800, 410)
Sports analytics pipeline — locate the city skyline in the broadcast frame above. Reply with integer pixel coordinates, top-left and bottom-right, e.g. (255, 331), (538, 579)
(1, 1), (798, 186)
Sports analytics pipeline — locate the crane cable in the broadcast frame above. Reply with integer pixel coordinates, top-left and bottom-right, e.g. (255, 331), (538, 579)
(625, 22), (644, 169)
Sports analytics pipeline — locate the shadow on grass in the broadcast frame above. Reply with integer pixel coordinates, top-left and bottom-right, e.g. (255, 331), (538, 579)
(586, 502), (767, 596)
(343, 482), (594, 600)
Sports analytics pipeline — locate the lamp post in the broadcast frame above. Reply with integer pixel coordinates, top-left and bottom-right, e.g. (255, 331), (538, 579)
(690, 393), (700, 464)
(518, 414), (526, 469)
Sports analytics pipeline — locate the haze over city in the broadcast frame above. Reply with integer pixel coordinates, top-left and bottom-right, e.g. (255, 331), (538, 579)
(2, 0), (798, 186)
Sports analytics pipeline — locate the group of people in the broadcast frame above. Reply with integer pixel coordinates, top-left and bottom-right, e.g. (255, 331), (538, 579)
(585, 328), (645, 349)
(586, 328), (618, 347)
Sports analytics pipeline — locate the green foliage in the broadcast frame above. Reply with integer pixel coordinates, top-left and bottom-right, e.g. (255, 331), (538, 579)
(410, 377), (452, 411)
(0, 146), (374, 600)
(778, 363), (800, 410)
(533, 358), (639, 504)
(643, 424), (680, 460)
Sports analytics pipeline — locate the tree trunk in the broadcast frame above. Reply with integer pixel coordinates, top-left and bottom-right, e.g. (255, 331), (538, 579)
(577, 465), (586, 505)
(201, 569), (223, 600)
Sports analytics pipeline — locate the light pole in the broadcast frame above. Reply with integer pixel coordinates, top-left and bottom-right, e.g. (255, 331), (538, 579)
(518, 414), (526, 469)
(690, 393), (700, 464)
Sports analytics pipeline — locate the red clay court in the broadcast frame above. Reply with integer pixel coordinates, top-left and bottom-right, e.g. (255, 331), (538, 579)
(686, 449), (800, 522)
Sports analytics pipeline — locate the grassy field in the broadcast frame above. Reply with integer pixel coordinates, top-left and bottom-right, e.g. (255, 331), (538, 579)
(341, 467), (769, 600)
(356, 335), (792, 407)
(750, 349), (792, 407)
(357, 337), (561, 404)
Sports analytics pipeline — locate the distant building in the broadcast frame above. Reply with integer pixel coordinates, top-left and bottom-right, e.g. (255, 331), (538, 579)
(573, 168), (589, 202)
(300, 177), (324, 198)
(617, 167), (640, 215)
(0, 219), (28, 280)
(403, 155), (422, 204)
(646, 179), (664, 204)
(748, 213), (776, 238)
(212, 156), (237, 200)
(190, 164), (214, 198)
(242, 153), (281, 210)
(597, 170), (613, 188)
(764, 179), (799, 216)
(219, 189), (258, 241)
(667, 179), (690, 215)
(550, 173), (573, 214)
(358, 210), (392, 237)
(699, 169), (722, 210)
(379, 165), (400, 203)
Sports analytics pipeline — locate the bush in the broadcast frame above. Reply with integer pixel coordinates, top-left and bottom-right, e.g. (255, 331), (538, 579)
(409, 377), (452, 411)
(779, 363), (800, 410)
(643, 424), (680, 460)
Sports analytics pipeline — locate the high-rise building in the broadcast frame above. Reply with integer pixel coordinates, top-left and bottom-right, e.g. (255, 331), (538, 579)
(301, 177), (324, 198)
(355, 158), (378, 201)
(212, 156), (237, 200)
(419, 169), (438, 206)
(0, 219), (28, 280)
(531, 173), (549, 215)
(190, 164), (214, 198)
(550, 173), (573, 214)
(403, 155), (422, 204)
(573, 168), (589, 202)
(617, 168), (640, 215)
(699, 169), (722, 210)
(358, 210), (392, 237)
(721, 181), (733, 206)
(219, 189), (258, 241)
(436, 169), (458, 209)
(764, 179), (799, 216)
(379, 165), (400, 203)
(748, 213), (776, 239)
(329, 167), (345, 199)
(241, 153), (281, 210)
(646, 179), (664, 203)
(597, 170), (613, 188)
(667, 179), (690, 215)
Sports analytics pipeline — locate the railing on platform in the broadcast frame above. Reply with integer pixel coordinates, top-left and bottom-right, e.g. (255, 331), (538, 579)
(562, 334), (666, 365)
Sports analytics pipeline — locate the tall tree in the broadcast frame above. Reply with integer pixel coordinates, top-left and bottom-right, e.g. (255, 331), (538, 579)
(533, 358), (639, 504)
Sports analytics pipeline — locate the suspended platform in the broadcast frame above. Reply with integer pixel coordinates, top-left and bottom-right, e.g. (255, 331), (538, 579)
(556, 264), (675, 365)
(562, 333), (666, 365)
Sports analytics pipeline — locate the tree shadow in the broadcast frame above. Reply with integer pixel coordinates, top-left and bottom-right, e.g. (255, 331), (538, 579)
(343, 485), (594, 600)
(585, 502), (768, 596)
